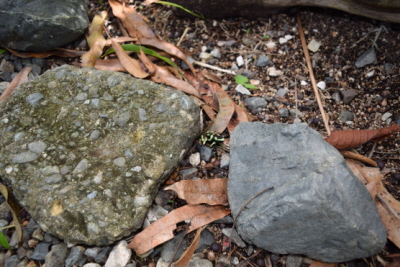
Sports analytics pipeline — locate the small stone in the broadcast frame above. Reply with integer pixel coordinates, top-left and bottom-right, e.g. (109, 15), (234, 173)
(45, 243), (68, 267)
(112, 111), (131, 127)
(25, 93), (44, 107)
(155, 191), (170, 206)
(342, 89), (357, 104)
(105, 241), (132, 267)
(90, 130), (101, 141)
(12, 152), (38, 164)
(236, 56), (244, 67)
(210, 48), (221, 58)
(235, 84), (251, 95)
(84, 247), (101, 261)
(30, 242), (51, 261)
(256, 55), (271, 67)
(161, 231), (186, 262)
(244, 97), (268, 110)
(267, 67), (283, 77)
(220, 153), (230, 169)
(317, 81), (326, 90)
(300, 80), (308, 86)
(138, 108), (148, 121)
(199, 52), (212, 60)
(222, 228), (246, 248)
(355, 48), (377, 68)
(266, 42), (277, 51)
(279, 108), (289, 117)
(113, 157), (126, 167)
(279, 37), (288, 44)
(72, 159), (89, 174)
(189, 152), (200, 166)
(275, 88), (288, 98)
(332, 92), (342, 103)
(241, 70), (256, 79)
(83, 264), (101, 267)
(179, 168), (198, 180)
(286, 255), (303, 267)
(199, 145), (213, 162)
(242, 37), (255, 46)
(307, 39), (321, 52)
(95, 247), (112, 265)
(289, 109), (303, 118)
(381, 112), (392, 121)
(32, 228), (44, 241)
(4, 255), (19, 267)
(28, 141), (47, 154)
(339, 110), (354, 122)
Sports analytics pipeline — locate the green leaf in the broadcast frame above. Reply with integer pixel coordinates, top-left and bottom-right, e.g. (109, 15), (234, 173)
(155, 1), (205, 19)
(234, 75), (249, 85)
(0, 48), (6, 54)
(0, 232), (10, 249)
(263, 35), (270, 39)
(244, 83), (258, 90)
(103, 44), (179, 70)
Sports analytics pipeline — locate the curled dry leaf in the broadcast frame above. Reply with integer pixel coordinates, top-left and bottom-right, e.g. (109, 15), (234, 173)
(325, 124), (400, 150)
(165, 178), (228, 205)
(93, 59), (127, 72)
(109, 0), (156, 39)
(207, 91), (235, 134)
(173, 226), (204, 267)
(111, 40), (149, 78)
(128, 204), (230, 255)
(0, 66), (32, 103)
(81, 11), (107, 67)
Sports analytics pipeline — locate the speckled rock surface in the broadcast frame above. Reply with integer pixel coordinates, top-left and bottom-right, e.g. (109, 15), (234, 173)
(0, 65), (200, 245)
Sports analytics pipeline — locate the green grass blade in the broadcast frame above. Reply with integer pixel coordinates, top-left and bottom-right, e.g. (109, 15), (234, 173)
(104, 44), (180, 70)
(0, 48), (6, 54)
(0, 232), (10, 249)
(155, 1), (205, 19)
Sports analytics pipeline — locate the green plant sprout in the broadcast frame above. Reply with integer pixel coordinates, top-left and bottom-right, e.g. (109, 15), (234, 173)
(154, 1), (205, 19)
(263, 35), (270, 39)
(0, 48), (6, 55)
(234, 74), (258, 90)
(0, 225), (17, 250)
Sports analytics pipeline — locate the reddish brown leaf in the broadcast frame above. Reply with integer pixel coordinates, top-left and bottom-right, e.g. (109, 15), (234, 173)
(174, 227), (204, 267)
(111, 40), (149, 78)
(0, 66), (32, 103)
(93, 59), (127, 72)
(81, 11), (107, 67)
(341, 151), (377, 167)
(128, 204), (230, 254)
(310, 260), (337, 267)
(6, 48), (86, 58)
(109, 0), (156, 39)
(207, 91), (235, 134)
(325, 124), (400, 150)
(165, 178), (228, 205)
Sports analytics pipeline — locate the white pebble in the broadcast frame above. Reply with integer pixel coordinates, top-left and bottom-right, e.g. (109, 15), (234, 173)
(189, 152), (200, 166)
(266, 42), (277, 51)
(235, 84), (252, 95)
(105, 240), (132, 267)
(279, 37), (288, 44)
(317, 81), (326, 90)
(301, 80), (308, 86)
(267, 67), (283, 77)
(236, 55), (244, 67)
(285, 34), (293, 40)
(201, 46), (207, 52)
(366, 70), (375, 77)
(307, 39), (321, 52)
(381, 112), (392, 121)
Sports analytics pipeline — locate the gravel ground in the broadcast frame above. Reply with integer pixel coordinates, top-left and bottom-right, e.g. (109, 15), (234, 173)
(0, 1), (399, 266)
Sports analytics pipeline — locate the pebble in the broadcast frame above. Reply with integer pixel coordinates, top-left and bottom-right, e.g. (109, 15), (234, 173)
(316, 81), (326, 90)
(30, 242), (51, 261)
(179, 167), (198, 180)
(236, 55), (244, 67)
(210, 48), (221, 58)
(241, 70), (256, 79)
(244, 97), (268, 110)
(220, 153), (230, 168)
(12, 152), (38, 164)
(199, 52), (212, 60)
(256, 55), (271, 67)
(267, 67), (283, 77)
(307, 39), (321, 52)
(279, 108), (289, 117)
(83, 264), (101, 267)
(199, 145), (213, 162)
(65, 246), (85, 267)
(342, 89), (357, 104)
(104, 240), (132, 267)
(332, 92), (341, 103)
(95, 246), (112, 265)
(235, 84), (251, 95)
(189, 152), (201, 166)
(289, 109), (303, 119)
(355, 48), (377, 68)
(339, 110), (355, 122)
(266, 42), (277, 51)
(222, 228), (246, 248)
(381, 112), (392, 121)
(45, 243), (68, 267)
(28, 141), (47, 154)
(275, 88), (288, 98)
(25, 93), (44, 107)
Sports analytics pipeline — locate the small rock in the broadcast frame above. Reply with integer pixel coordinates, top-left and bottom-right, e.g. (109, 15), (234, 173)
(241, 70), (256, 79)
(32, 228), (44, 241)
(342, 89), (357, 104)
(332, 92), (342, 103)
(25, 93), (44, 107)
(279, 108), (289, 117)
(256, 55), (271, 67)
(279, 37), (288, 44)
(45, 243), (68, 267)
(65, 246), (85, 267)
(4, 255), (19, 267)
(199, 52), (212, 61)
(104, 240), (132, 267)
(242, 37), (255, 46)
(161, 231), (185, 262)
(381, 112), (392, 121)
(266, 42), (277, 51)
(84, 247), (101, 261)
(146, 205), (168, 224)
(83, 264), (101, 267)
(289, 109), (303, 119)
(155, 190), (171, 206)
(235, 84), (251, 95)
(267, 67), (283, 77)
(187, 255), (213, 267)
(199, 145), (213, 162)
(210, 48), (221, 58)
(220, 153), (230, 169)
(28, 141), (47, 154)
(286, 255), (303, 267)
(189, 152), (201, 166)
(95, 247), (112, 265)
(90, 130), (101, 141)
(355, 48), (377, 68)
(30, 242), (51, 261)
(222, 228), (246, 248)
(179, 168), (198, 180)
(339, 110), (355, 122)
(236, 56), (244, 67)
(275, 88), (288, 98)
(316, 81), (326, 90)
(244, 97), (268, 110)
(307, 39), (321, 52)
(196, 229), (215, 253)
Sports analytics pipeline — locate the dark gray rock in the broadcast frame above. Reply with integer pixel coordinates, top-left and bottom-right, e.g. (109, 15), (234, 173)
(199, 145), (213, 162)
(4, 255), (19, 267)
(355, 48), (377, 68)
(30, 242), (51, 261)
(228, 122), (386, 262)
(0, 0), (89, 52)
(161, 231), (186, 262)
(256, 55), (272, 67)
(244, 97), (268, 110)
(342, 89), (358, 104)
(339, 109), (355, 122)
(275, 88), (288, 98)
(0, 65), (200, 245)
(45, 243), (68, 267)
(179, 168), (198, 180)
(95, 247), (112, 265)
(65, 246), (85, 267)
(196, 229), (215, 253)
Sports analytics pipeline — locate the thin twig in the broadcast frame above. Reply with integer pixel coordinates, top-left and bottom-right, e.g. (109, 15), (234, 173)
(167, 226), (188, 267)
(176, 26), (190, 47)
(193, 60), (237, 74)
(296, 14), (331, 136)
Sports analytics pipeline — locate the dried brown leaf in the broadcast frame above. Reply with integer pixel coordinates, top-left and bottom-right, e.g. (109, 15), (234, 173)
(341, 151), (377, 167)
(207, 91), (235, 134)
(165, 178), (228, 205)
(81, 11), (107, 67)
(173, 227), (204, 267)
(128, 204), (230, 255)
(104, 36), (138, 46)
(0, 66), (32, 103)
(111, 40), (149, 78)
(93, 59), (127, 72)
(325, 124), (400, 150)
(109, 0), (156, 39)
(6, 48), (86, 59)
(309, 260), (337, 267)
(387, 254), (400, 267)
(0, 184), (23, 246)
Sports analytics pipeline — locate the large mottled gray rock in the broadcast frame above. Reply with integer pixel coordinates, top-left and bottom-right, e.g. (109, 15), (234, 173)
(0, 65), (200, 245)
(228, 122), (386, 262)
(169, 0), (400, 23)
(0, 0), (89, 51)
